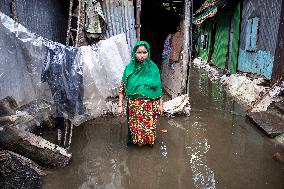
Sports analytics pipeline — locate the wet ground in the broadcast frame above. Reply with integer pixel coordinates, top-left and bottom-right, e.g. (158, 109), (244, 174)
(43, 68), (284, 189)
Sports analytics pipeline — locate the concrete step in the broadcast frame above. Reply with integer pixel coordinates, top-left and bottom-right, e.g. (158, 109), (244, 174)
(247, 110), (284, 137)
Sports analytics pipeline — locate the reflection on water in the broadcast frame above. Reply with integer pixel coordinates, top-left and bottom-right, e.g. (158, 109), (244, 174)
(43, 68), (284, 189)
(168, 119), (186, 131)
(160, 142), (168, 159)
(186, 121), (216, 189)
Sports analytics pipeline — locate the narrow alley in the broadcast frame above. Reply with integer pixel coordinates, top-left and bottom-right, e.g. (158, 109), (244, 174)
(43, 67), (284, 189)
(1, 0), (284, 188)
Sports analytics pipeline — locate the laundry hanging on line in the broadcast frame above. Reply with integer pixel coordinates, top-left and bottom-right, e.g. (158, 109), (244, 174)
(41, 45), (84, 118)
(162, 30), (183, 70)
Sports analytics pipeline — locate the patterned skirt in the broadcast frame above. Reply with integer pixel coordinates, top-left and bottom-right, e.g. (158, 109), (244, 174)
(128, 98), (159, 145)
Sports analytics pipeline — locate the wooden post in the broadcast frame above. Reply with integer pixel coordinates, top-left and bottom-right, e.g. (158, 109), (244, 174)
(0, 126), (72, 167)
(188, 0), (193, 93)
(182, 0), (192, 94)
(136, 0), (141, 41)
(66, 0), (74, 46)
(67, 123), (74, 150)
(76, 0), (85, 47)
(271, 0), (284, 83)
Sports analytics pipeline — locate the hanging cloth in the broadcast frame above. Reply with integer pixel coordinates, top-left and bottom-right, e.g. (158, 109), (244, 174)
(169, 31), (183, 63)
(85, 0), (106, 39)
(162, 34), (172, 66)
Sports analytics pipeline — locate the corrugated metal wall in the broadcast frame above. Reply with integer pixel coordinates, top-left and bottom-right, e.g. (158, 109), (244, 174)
(102, 0), (137, 52)
(197, 4), (240, 73)
(0, 0), (68, 43)
(199, 21), (212, 61)
(238, 0), (282, 79)
(212, 11), (230, 69)
(0, 2), (10, 16)
(229, 2), (241, 74)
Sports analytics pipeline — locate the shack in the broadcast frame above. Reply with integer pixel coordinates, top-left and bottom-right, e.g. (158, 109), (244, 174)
(193, 0), (241, 74)
(0, 2), (193, 187)
(238, 0), (284, 82)
(193, 0), (284, 83)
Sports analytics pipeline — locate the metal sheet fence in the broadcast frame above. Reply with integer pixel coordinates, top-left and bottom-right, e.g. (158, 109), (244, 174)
(102, 0), (137, 52)
(238, 0), (282, 79)
(239, 0), (281, 53)
(0, 0), (68, 43)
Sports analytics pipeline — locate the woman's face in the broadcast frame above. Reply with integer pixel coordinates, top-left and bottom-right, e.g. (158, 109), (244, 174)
(135, 45), (148, 62)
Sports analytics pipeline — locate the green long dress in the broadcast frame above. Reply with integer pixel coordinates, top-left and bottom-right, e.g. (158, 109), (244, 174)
(119, 41), (163, 145)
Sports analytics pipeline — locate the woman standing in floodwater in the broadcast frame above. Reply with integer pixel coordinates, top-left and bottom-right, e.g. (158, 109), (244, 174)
(117, 41), (163, 147)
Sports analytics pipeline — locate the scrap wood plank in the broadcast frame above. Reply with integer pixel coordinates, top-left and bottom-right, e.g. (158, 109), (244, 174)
(0, 126), (71, 167)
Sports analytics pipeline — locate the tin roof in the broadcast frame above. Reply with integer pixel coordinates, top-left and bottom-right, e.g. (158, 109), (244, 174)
(193, 0), (234, 25)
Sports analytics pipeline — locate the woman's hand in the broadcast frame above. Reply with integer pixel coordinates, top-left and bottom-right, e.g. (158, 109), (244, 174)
(158, 103), (163, 115)
(117, 106), (124, 116)
(117, 92), (124, 116)
(158, 97), (163, 115)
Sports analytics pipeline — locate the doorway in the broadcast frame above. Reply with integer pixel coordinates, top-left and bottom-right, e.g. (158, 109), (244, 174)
(139, 0), (185, 97)
(140, 0), (184, 68)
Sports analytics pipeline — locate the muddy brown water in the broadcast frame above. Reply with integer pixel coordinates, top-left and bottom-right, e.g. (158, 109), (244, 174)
(43, 68), (284, 189)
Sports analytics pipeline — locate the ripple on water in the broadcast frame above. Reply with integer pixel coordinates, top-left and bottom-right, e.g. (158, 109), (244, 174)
(186, 121), (216, 189)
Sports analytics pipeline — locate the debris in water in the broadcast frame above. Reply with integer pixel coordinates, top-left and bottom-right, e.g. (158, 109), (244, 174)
(160, 129), (168, 133)
(163, 94), (191, 116)
(273, 152), (284, 163)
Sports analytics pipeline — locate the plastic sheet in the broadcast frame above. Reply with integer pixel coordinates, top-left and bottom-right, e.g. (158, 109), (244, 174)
(0, 12), (130, 125)
(0, 12), (52, 106)
(81, 33), (130, 120)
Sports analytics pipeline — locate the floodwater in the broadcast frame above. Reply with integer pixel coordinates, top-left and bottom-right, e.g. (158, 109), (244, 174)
(43, 68), (284, 189)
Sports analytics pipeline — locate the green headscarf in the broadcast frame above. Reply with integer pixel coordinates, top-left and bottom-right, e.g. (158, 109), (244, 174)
(121, 41), (162, 99)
